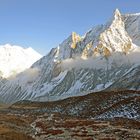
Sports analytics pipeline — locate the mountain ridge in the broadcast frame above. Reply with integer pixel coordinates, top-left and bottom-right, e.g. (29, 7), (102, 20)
(1, 9), (140, 103)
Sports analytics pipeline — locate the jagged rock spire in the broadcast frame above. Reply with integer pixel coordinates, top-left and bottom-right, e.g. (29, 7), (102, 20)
(110, 8), (124, 28)
(71, 32), (81, 49)
(114, 8), (121, 21)
(114, 8), (121, 15)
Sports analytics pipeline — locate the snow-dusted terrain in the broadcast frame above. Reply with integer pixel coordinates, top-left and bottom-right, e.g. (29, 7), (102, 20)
(0, 9), (140, 104)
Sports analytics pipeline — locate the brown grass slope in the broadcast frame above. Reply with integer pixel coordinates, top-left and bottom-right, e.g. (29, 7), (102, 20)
(11, 90), (140, 119)
(0, 90), (140, 140)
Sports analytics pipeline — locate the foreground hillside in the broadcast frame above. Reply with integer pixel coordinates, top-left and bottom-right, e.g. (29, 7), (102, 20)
(0, 113), (140, 140)
(0, 90), (139, 140)
(11, 90), (140, 120)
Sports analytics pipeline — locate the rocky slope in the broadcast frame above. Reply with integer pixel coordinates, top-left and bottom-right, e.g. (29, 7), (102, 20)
(0, 114), (140, 140)
(1, 9), (140, 103)
(123, 12), (140, 46)
(11, 90), (140, 120)
(0, 109), (140, 140)
(0, 90), (139, 140)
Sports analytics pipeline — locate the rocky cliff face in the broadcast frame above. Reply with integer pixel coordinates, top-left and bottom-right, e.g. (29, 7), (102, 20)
(1, 9), (140, 103)
(123, 12), (140, 46)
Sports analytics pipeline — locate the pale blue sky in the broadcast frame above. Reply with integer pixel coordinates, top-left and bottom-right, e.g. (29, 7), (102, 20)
(0, 0), (140, 55)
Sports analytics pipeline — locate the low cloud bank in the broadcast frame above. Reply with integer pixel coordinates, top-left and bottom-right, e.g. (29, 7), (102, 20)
(61, 51), (140, 70)
(10, 68), (40, 85)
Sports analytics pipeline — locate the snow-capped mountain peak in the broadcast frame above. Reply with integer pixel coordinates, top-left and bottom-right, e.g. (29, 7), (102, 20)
(0, 44), (42, 78)
(93, 8), (133, 57)
(111, 8), (124, 27)
(114, 9), (121, 20)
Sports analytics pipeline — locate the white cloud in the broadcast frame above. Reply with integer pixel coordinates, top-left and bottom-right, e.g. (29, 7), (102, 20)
(61, 50), (140, 70)
(10, 68), (40, 85)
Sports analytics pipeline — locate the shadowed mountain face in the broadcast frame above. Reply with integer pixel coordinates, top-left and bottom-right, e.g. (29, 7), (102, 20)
(0, 90), (139, 140)
(1, 9), (140, 103)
